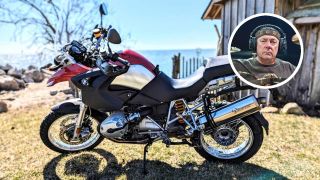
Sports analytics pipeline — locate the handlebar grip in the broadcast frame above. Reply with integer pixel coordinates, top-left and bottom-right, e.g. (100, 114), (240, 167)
(117, 57), (129, 66)
(104, 53), (130, 66)
(48, 64), (63, 71)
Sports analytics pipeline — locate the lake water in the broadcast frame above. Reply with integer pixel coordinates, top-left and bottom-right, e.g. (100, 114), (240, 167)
(0, 48), (216, 76)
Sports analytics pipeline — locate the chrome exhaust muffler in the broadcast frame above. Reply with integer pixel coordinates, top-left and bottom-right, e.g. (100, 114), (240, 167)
(199, 95), (260, 126)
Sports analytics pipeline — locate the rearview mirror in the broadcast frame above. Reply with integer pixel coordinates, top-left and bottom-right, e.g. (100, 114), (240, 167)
(107, 28), (121, 44)
(99, 3), (108, 16)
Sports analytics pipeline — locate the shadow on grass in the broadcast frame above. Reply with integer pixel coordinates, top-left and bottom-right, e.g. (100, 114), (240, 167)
(43, 148), (287, 179)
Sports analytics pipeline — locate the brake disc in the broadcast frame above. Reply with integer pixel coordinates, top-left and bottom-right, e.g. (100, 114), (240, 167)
(59, 117), (92, 145)
(212, 125), (239, 146)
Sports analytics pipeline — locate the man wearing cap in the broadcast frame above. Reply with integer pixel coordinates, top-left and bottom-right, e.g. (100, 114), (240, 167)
(233, 25), (296, 86)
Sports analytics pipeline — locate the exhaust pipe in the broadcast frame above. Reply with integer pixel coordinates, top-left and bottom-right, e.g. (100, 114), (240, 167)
(199, 95), (260, 126)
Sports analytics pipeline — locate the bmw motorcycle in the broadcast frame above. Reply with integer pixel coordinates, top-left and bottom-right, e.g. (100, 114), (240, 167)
(40, 24), (269, 172)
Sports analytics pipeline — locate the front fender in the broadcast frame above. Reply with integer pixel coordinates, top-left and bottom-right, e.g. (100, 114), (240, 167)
(51, 98), (82, 114)
(51, 98), (108, 122)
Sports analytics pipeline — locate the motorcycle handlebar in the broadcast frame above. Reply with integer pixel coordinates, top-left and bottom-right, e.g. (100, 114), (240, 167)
(117, 57), (129, 66)
(96, 57), (129, 77)
(101, 52), (130, 66)
(48, 64), (63, 71)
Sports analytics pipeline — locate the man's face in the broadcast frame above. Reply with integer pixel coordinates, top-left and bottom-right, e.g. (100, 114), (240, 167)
(256, 35), (279, 61)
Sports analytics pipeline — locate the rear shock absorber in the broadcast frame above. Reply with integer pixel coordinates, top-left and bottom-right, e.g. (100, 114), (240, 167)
(174, 100), (185, 124)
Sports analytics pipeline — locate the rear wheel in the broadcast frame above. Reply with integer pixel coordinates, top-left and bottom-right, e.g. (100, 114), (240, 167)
(194, 115), (264, 163)
(40, 110), (104, 153)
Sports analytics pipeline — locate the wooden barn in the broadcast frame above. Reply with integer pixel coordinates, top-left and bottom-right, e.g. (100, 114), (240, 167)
(202, 0), (320, 114)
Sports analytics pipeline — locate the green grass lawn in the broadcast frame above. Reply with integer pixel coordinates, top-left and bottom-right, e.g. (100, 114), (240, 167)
(0, 104), (319, 179)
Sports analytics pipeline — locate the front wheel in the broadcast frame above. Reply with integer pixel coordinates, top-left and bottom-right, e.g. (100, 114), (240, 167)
(194, 115), (264, 163)
(40, 110), (104, 153)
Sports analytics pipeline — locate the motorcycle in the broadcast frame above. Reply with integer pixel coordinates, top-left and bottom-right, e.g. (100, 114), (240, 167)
(40, 4), (269, 173)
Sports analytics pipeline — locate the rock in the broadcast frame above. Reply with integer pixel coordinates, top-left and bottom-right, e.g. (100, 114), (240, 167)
(61, 89), (74, 95)
(15, 78), (26, 89)
(0, 101), (8, 113)
(0, 64), (13, 72)
(0, 69), (6, 75)
(24, 69), (44, 82)
(280, 102), (306, 115)
(22, 74), (34, 83)
(261, 106), (279, 113)
(0, 75), (20, 91)
(28, 65), (37, 70)
(7, 68), (23, 79)
(50, 90), (58, 96)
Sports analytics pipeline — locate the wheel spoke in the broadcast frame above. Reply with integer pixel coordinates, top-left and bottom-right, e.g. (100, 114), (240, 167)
(48, 114), (100, 152)
(200, 120), (254, 159)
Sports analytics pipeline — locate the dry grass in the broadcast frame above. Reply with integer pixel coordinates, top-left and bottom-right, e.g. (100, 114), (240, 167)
(0, 105), (319, 179)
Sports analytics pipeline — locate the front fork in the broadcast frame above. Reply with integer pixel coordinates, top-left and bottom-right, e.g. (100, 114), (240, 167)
(72, 103), (88, 139)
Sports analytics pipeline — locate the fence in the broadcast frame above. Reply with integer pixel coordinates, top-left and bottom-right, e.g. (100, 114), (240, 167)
(172, 54), (272, 106)
(172, 53), (207, 79)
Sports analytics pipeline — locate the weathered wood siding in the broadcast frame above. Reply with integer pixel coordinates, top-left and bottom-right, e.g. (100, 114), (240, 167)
(220, 0), (276, 104)
(275, 0), (307, 17)
(221, 0), (275, 55)
(207, 0), (320, 109)
(278, 24), (320, 107)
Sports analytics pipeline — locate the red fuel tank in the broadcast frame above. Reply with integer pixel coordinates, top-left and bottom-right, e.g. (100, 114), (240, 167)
(118, 49), (156, 75)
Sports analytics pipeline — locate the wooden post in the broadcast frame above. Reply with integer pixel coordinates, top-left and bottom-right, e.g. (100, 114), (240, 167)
(186, 61), (189, 77)
(193, 58), (196, 72)
(189, 58), (192, 76)
(183, 57), (185, 78)
(171, 53), (181, 78)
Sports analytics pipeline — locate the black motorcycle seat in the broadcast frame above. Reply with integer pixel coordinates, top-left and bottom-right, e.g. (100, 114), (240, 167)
(203, 56), (234, 82)
(203, 64), (234, 82)
(171, 56), (234, 89)
(171, 66), (205, 89)
(134, 56), (235, 104)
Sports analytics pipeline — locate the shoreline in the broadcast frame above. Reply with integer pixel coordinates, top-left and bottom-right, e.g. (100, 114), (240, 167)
(0, 78), (69, 112)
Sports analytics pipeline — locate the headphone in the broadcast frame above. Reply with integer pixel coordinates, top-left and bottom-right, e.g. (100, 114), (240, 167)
(248, 24), (287, 55)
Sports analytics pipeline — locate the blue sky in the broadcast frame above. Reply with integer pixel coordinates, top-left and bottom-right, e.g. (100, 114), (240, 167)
(0, 0), (220, 53)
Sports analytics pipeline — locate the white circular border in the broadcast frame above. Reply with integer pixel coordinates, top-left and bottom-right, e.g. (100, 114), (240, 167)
(227, 13), (304, 89)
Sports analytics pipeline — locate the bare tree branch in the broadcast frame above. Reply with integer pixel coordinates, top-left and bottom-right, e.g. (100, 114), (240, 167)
(17, 0), (56, 34)
(0, 0), (101, 45)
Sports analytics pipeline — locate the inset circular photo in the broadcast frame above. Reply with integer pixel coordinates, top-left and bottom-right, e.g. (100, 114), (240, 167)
(228, 13), (303, 89)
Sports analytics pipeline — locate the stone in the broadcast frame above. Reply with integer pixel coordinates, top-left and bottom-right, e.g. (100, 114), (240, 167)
(0, 69), (6, 75)
(0, 64), (13, 72)
(22, 74), (34, 83)
(0, 101), (8, 113)
(0, 75), (20, 91)
(21, 68), (26, 74)
(24, 69), (44, 82)
(261, 106), (279, 113)
(15, 78), (26, 89)
(28, 65), (37, 70)
(50, 91), (58, 96)
(280, 102), (306, 115)
(7, 68), (23, 79)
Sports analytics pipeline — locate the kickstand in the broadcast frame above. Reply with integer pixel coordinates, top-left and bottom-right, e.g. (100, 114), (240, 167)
(143, 141), (153, 174)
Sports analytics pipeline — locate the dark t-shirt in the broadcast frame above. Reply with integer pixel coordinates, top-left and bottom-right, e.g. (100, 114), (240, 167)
(233, 58), (296, 86)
